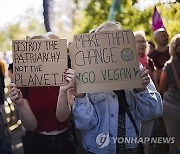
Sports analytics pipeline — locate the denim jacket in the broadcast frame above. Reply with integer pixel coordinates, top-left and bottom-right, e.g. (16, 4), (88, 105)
(72, 80), (162, 154)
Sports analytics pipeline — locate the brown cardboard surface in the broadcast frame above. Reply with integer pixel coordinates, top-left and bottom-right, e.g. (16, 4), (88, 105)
(71, 30), (142, 93)
(12, 39), (67, 87)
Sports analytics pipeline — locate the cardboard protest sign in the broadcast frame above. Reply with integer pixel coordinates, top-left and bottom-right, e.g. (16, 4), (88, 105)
(71, 30), (142, 93)
(12, 39), (67, 87)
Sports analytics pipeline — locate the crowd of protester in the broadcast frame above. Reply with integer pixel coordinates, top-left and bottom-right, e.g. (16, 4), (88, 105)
(0, 22), (179, 154)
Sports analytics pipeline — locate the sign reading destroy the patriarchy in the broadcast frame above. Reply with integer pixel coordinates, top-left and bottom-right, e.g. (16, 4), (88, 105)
(71, 30), (142, 93)
(13, 39), (67, 87)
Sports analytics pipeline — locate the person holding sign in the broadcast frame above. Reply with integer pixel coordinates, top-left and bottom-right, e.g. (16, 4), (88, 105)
(70, 22), (163, 154)
(9, 35), (76, 154)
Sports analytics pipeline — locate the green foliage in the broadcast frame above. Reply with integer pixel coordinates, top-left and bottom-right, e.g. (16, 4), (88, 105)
(0, 9), (45, 51)
(158, 3), (180, 39)
(74, 0), (111, 33)
(0, 31), (8, 51)
(74, 0), (180, 43)
(1, 1), (179, 51)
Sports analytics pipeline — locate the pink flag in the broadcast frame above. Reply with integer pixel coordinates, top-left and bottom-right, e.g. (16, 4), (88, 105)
(152, 6), (165, 31)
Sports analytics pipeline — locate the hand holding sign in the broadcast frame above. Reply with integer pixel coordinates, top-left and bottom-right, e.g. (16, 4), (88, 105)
(61, 68), (75, 91)
(133, 67), (150, 93)
(9, 83), (24, 107)
(62, 68), (85, 98)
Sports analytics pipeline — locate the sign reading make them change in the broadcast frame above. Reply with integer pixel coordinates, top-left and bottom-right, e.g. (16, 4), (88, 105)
(71, 29), (142, 93)
(12, 39), (67, 87)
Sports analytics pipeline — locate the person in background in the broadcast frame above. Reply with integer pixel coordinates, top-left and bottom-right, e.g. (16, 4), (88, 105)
(148, 40), (155, 55)
(68, 22), (163, 154)
(0, 58), (7, 153)
(8, 63), (13, 81)
(159, 34), (180, 154)
(0, 59), (13, 154)
(9, 35), (76, 154)
(148, 28), (170, 86)
(134, 30), (158, 154)
(3, 52), (10, 65)
(134, 30), (157, 86)
(0, 58), (6, 96)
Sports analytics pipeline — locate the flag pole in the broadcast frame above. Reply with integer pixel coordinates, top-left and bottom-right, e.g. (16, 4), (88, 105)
(107, 0), (121, 21)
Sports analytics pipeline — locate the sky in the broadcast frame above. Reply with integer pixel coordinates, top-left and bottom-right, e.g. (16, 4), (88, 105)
(136, 0), (175, 10)
(0, 0), (175, 29)
(0, 0), (43, 29)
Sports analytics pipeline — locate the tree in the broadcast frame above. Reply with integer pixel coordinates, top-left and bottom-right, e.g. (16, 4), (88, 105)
(73, 0), (180, 41)
(0, 9), (45, 51)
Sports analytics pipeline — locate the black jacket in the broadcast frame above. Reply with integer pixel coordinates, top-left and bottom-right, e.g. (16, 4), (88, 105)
(0, 67), (5, 105)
